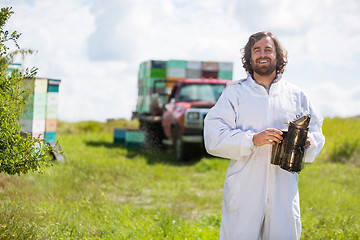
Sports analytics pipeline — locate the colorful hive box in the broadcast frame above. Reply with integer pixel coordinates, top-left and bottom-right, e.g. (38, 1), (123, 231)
(186, 69), (202, 79)
(45, 131), (56, 144)
(114, 128), (126, 144)
(166, 60), (187, 69)
(22, 105), (45, 120)
(19, 78), (61, 144)
(20, 119), (46, 133)
(146, 60), (166, 69)
(138, 62), (147, 79)
(145, 68), (166, 78)
(47, 92), (59, 106)
(186, 61), (202, 70)
(218, 62), (233, 71)
(202, 70), (218, 78)
(125, 130), (145, 149)
(218, 71), (233, 80)
(45, 119), (57, 132)
(202, 62), (218, 71)
(47, 79), (61, 92)
(166, 68), (186, 78)
(46, 105), (58, 119)
(34, 78), (48, 93)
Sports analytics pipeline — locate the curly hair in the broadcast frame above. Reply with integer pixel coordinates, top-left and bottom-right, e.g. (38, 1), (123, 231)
(241, 31), (288, 75)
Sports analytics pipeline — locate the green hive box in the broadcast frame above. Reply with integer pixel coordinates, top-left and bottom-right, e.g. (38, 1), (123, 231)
(45, 131), (56, 144)
(218, 71), (233, 80)
(166, 60), (187, 69)
(138, 62), (147, 79)
(125, 130), (145, 149)
(145, 68), (166, 78)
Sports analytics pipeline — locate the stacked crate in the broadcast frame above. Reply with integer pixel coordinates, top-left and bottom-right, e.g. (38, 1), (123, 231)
(45, 79), (61, 143)
(202, 61), (219, 78)
(20, 78), (61, 144)
(125, 130), (145, 149)
(113, 128), (145, 149)
(20, 78), (48, 140)
(136, 59), (233, 115)
(136, 60), (167, 114)
(113, 128), (126, 145)
(165, 60), (187, 87)
(186, 61), (202, 79)
(218, 62), (233, 80)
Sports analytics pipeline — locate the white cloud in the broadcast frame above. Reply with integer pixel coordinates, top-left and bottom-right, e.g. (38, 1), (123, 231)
(3, 0), (360, 122)
(307, 81), (360, 118)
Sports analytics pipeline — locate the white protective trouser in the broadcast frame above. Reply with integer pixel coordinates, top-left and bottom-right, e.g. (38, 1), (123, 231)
(204, 75), (325, 240)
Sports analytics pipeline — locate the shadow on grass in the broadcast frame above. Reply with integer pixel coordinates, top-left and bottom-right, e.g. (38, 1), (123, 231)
(140, 147), (206, 166)
(85, 140), (124, 149)
(85, 140), (206, 166)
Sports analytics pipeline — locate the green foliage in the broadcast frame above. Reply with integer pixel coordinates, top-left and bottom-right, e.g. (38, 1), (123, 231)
(300, 162), (360, 239)
(321, 117), (360, 166)
(0, 7), (20, 56)
(0, 119), (359, 239)
(0, 7), (54, 175)
(57, 119), (139, 135)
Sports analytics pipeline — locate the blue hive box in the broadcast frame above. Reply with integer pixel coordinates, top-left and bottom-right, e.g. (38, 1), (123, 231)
(114, 128), (126, 145)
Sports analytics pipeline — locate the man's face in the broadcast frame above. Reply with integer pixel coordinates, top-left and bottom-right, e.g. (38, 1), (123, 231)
(250, 36), (277, 76)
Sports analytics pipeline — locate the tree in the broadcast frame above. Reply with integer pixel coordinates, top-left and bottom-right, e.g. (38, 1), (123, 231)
(0, 7), (55, 175)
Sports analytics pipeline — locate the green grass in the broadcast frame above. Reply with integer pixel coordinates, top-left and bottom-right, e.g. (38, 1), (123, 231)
(0, 118), (359, 239)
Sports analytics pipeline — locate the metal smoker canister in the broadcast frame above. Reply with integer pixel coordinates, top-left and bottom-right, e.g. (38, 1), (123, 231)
(271, 115), (311, 173)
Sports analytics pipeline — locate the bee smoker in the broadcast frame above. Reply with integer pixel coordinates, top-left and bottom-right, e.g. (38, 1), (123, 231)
(271, 114), (311, 173)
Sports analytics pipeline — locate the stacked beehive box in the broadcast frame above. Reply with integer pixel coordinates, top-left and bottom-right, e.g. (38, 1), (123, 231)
(113, 128), (126, 145)
(20, 78), (61, 144)
(136, 59), (233, 115)
(136, 60), (167, 114)
(45, 79), (61, 143)
(125, 130), (145, 149)
(186, 61), (202, 79)
(166, 60), (187, 87)
(218, 62), (233, 80)
(113, 128), (145, 150)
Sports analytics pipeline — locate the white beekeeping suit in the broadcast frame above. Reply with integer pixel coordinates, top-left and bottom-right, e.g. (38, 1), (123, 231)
(204, 75), (325, 240)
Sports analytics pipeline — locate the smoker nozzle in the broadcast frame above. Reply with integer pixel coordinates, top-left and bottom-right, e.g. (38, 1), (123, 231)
(271, 114), (311, 173)
(291, 114), (311, 127)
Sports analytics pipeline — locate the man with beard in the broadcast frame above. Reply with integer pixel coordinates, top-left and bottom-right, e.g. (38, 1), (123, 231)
(203, 31), (325, 240)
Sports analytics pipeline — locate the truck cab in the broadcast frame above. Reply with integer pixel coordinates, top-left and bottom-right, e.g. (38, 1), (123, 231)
(161, 79), (229, 161)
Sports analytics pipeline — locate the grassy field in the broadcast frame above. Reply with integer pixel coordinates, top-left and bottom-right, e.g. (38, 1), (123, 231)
(0, 118), (359, 239)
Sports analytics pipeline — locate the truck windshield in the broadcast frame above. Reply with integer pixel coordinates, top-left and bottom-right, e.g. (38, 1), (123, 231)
(178, 83), (226, 102)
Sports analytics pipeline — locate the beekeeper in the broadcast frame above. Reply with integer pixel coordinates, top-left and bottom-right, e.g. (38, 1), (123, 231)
(204, 31), (325, 240)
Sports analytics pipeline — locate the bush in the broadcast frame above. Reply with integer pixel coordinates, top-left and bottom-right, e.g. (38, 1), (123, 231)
(0, 7), (56, 175)
(329, 137), (360, 165)
(321, 117), (360, 166)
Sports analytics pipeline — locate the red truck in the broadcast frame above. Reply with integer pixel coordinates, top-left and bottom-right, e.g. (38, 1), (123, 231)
(133, 60), (232, 161)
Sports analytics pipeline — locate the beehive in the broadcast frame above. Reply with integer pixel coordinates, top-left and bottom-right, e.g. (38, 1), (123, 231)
(125, 130), (145, 149)
(20, 78), (61, 144)
(135, 59), (233, 115)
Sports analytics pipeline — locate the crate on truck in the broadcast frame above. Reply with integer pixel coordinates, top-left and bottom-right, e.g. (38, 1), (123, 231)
(133, 59), (233, 161)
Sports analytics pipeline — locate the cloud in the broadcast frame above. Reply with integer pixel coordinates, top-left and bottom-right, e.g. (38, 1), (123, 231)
(230, 0), (360, 68)
(306, 81), (360, 118)
(87, 0), (176, 61)
(3, 0), (360, 122)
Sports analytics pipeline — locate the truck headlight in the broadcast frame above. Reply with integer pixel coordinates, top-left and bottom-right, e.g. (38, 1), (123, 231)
(187, 112), (200, 120)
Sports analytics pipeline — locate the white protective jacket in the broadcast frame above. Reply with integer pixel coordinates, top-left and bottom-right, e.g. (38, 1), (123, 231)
(204, 75), (325, 240)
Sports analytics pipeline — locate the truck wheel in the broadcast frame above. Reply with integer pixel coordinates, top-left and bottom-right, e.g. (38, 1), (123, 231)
(172, 127), (187, 161)
(140, 121), (164, 149)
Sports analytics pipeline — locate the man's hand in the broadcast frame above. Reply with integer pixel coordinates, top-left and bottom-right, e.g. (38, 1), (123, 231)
(253, 128), (283, 146)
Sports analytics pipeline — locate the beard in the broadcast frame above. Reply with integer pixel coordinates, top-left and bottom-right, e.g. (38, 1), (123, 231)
(251, 57), (277, 76)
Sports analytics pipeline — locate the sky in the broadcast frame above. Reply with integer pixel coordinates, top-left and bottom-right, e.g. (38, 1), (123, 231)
(3, 0), (360, 122)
